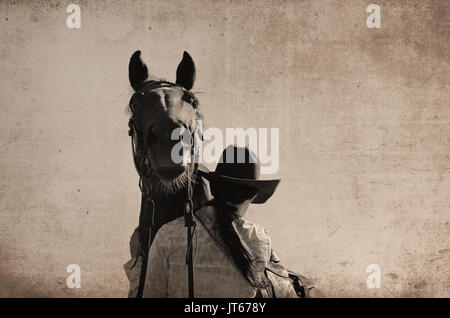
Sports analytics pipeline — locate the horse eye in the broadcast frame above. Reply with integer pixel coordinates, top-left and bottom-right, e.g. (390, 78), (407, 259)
(191, 100), (198, 109)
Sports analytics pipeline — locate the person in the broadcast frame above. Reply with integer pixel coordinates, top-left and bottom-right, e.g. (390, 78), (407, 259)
(142, 145), (286, 297)
(128, 145), (320, 297)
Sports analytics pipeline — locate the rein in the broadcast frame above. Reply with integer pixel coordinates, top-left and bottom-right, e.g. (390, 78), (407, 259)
(128, 80), (199, 298)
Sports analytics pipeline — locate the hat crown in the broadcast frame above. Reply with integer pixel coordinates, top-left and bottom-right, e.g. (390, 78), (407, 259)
(215, 146), (260, 180)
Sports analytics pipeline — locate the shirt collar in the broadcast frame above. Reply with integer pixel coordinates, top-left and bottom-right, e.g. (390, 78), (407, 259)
(195, 205), (271, 267)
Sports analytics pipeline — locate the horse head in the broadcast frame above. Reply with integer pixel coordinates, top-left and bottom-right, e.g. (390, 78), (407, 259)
(128, 50), (203, 196)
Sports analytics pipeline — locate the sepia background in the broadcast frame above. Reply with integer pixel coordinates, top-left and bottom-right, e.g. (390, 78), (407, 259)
(0, 0), (449, 297)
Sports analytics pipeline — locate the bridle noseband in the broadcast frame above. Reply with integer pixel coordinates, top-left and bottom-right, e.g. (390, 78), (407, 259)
(128, 80), (199, 298)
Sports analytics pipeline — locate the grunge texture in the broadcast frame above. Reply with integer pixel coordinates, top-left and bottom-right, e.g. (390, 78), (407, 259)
(0, 0), (449, 297)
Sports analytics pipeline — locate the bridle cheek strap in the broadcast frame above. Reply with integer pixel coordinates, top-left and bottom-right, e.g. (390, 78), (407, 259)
(184, 148), (197, 298)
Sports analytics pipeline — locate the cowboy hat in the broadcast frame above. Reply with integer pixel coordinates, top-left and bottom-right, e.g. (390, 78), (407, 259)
(198, 145), (280, 204)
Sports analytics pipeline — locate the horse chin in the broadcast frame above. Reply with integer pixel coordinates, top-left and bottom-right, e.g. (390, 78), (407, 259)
(155, 167), (185, 180)
(154, 168), (189, 196)
(148, 153), (191, 196)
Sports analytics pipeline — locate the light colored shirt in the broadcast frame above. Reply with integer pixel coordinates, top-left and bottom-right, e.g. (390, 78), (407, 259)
(124, 205), (272, 298)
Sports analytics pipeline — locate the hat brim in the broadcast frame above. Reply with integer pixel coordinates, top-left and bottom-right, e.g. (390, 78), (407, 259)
(197, 164), (280, 204)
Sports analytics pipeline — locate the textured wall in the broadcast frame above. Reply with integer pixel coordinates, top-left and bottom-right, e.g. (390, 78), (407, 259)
(0, 0), (448, 297)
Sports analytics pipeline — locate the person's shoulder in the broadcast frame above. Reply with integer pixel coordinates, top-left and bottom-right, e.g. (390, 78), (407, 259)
(159, 216), (185, 234)
(194, 205), (217, 225)
(152, 216), (186, 252)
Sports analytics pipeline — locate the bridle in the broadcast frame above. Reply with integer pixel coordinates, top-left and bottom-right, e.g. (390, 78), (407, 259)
(128, 80), (199, 298)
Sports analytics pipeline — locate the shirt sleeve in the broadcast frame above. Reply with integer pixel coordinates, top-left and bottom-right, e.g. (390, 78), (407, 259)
(123, 256), (142, 298)
(123, 227), (142, 298)
(142, 227), (169, 298)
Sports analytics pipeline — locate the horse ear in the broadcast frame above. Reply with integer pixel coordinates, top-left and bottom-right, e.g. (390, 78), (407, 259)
(176, 51), (196, 90)
(129, 50), (149, 90)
